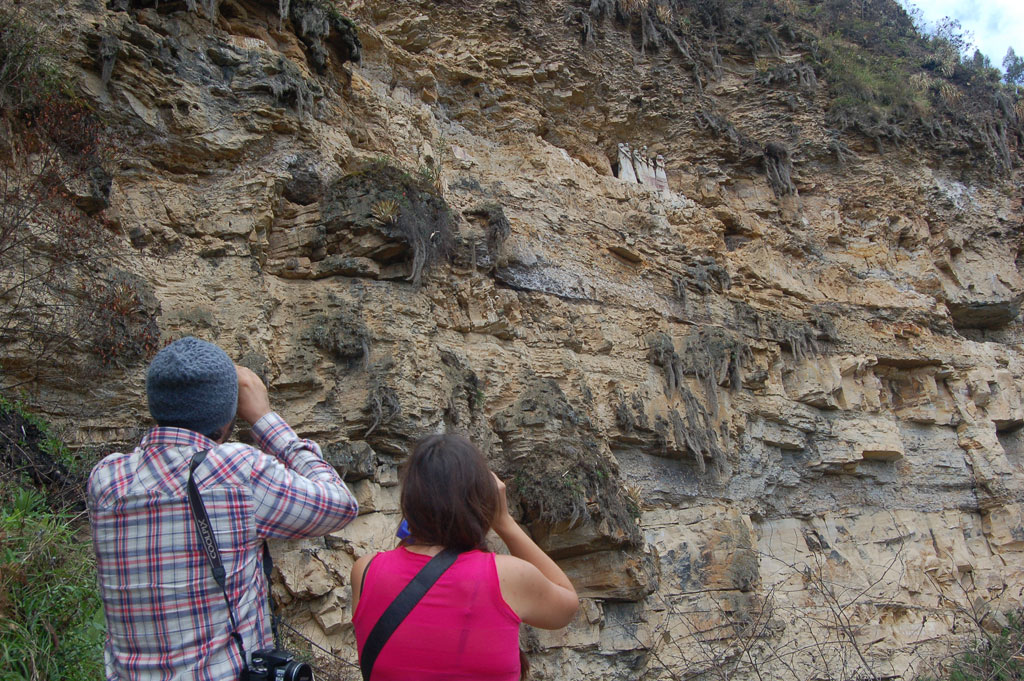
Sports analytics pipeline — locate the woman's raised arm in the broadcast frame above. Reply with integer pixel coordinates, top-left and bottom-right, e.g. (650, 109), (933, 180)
(491, 474), (579, 629)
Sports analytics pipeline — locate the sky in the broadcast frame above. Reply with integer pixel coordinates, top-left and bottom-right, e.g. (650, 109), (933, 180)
(903, 0), (1024, 70)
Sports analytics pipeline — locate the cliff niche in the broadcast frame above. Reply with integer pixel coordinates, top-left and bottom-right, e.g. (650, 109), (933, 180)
(1, 0), (1023, 678)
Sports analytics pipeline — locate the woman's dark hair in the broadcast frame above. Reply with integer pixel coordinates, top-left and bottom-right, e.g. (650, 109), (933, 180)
(401, 434), (498, 552)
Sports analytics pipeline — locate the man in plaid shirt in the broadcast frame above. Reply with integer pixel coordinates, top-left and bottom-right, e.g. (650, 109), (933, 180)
(88, 337), (359, 680)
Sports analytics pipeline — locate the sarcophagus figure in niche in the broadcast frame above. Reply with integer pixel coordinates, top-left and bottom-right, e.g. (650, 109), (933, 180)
(617, 142), (638, 183)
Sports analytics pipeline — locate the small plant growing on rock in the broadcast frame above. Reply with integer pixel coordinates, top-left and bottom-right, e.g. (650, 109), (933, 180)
(308, 310), (370, 368)
(763, 141), (796, 197)
(89, 270), (161, 367)
(465, 202), (511, 263)
(622, 481), (645, 519)
(417, 163), (444, 194)
(328, 159), (455, 286)
(618, 0), (649, 17)
(680, 326), (752, 415)
(365, 377), (400, 437)
(370, 199), (399, 225)
(938, 80), (963, 106)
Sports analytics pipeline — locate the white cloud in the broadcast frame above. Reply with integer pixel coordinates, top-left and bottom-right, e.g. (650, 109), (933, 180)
(905, 0), (1024, 68)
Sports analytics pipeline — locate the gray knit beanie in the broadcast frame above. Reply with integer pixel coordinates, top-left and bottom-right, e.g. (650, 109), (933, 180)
(146, 336), (238, 436)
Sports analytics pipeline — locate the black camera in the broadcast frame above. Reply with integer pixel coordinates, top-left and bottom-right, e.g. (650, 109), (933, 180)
(246, 648), (314, 681)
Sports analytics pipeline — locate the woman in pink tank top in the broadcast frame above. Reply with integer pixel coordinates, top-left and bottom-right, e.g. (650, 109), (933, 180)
(351, 435), (580, 680)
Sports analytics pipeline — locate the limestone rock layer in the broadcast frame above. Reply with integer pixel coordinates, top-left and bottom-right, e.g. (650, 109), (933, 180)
(10, 0), (1024, 678)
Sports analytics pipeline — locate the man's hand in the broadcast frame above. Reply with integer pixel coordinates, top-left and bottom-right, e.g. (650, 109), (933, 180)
(236, 365), (272, 426)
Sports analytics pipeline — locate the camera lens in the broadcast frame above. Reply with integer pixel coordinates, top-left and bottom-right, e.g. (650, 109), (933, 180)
(282, 661), (313, 681)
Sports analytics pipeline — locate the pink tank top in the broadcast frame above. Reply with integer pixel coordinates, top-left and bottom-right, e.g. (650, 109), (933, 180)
(353, 547), (521, 680)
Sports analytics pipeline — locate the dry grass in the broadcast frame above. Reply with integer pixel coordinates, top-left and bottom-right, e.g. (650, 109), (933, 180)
(622, 482), (645, 514)
(939, 81), (963, 105)
(618, 0), (649, 17)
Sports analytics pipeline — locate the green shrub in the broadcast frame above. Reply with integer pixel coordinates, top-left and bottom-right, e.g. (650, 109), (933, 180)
(0, 396), (85, 501)
(0, 491), (105, 681)
(919, 611), (1024, 681)
(0, 5), (63, 112)
(820, 31), (930, 128)
(0, 400), (104, 681)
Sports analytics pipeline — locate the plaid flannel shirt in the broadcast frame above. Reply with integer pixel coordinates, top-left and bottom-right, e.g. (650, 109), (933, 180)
(88, 412), (358, 681)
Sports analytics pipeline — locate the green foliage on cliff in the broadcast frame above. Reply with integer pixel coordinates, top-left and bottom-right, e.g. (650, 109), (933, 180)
(804, 1), (1014, 159)
(582, 0), (1022, 175)
(328, 158), (455, 286)
(799, 0), (1018, 167)
(1005, 48), (1024, 87)
(0, 5), (63, 111)
(924, 611), (1024, 681)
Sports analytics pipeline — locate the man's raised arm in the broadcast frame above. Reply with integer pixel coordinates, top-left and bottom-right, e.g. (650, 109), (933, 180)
(236, 366), (359, 539)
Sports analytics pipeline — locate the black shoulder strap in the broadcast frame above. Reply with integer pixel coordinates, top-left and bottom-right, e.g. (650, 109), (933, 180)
(359, 554), (377, 598)
(261, 542), (279, 647)
(360, 549), (458, 681)
(187, 449), (248, 662)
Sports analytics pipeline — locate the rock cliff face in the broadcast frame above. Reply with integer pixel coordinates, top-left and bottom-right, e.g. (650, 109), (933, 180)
(9, 0), (1024, 678)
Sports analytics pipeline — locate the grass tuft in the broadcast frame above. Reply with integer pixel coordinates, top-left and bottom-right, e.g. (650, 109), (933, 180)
(923, 611), (1024, 681)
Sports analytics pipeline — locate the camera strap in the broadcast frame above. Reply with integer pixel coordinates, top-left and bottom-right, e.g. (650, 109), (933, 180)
(359, 548), (458, 681)
(261, 542), (282, 649)
(187, 448), (278, 667)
